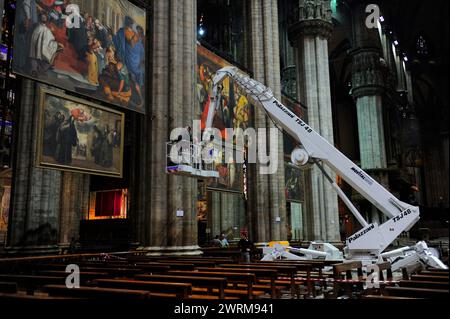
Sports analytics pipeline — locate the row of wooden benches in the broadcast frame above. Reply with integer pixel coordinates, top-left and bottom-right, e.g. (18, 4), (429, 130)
(0, 254), (448, 300)
(0, 256), (339, 300)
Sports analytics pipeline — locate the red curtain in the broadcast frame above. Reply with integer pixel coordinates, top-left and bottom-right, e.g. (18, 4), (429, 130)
(95, 190), (123, 217)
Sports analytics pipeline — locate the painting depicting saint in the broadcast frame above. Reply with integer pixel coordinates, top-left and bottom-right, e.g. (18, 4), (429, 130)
(38, 89), (124, 177)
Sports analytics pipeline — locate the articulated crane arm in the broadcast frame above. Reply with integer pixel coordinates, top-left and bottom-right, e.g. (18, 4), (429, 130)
(205, 66), (423, 262)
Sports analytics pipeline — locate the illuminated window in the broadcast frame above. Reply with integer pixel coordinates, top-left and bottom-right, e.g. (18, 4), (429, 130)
(88, 189), (128, 220)
(416, 35), (429, 56)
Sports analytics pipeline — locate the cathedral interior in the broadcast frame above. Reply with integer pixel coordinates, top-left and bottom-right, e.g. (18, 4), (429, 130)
(0, 0), (448, 303)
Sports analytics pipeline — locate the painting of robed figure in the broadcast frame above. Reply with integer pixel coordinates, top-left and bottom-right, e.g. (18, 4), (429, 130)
(13, 0), (147, 113)
(37, 89), (125, 177)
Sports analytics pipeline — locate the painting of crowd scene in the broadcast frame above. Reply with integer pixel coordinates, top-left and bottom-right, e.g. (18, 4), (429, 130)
(37, 89), (124, 177)
(197, 45), (248, 193)
(13, 0), (146, 113)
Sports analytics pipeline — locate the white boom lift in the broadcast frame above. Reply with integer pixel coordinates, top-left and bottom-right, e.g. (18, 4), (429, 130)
(200, 66), (447, 271)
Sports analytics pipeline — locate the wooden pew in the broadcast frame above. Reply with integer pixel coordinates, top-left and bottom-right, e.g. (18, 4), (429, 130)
(158, 260), (217, 268)
(399, 280), (449, 290)
(424, 268), (449, 274)
(167, 270), (260, 299)
(362, 295), (421, 300)
(44, 285), (152, 300)
(253, 261), (319, 297)
(411, 274), (449, 283)
(384, 286), (449, 299)
(133, 263), (171, 274)
(256, 259), (342, 267)
(219, 263), (298, 298)
(331, 261), (364, 299)
(36, 263), (143, 277)
(374, 262), (393, 282)
(418, 271), (449, 277)
(0, 282), (18, 293)
(135, 262), (195, 271)
(95, 279), (192, 299)
(38, 270), (111, 281)
(135, 274), (228, 299)
(181, 257), (234, 263)
(361, 262), (396, 297)
(0, 292), (87, 301)
(58, 260), (176, 276)
(0, 274), (66, 295)
(195, 267), (279, 298)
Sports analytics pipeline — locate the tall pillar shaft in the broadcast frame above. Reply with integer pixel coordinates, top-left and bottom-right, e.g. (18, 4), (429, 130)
(247, 0), (287, 243)
(7, 81), (62, 253)
(288, 0), (340, 242)
(350, 3), (387, 171)
(59, 172), (90, 248)
(350, 3), (389, 225)
(136, 0), (199, 256)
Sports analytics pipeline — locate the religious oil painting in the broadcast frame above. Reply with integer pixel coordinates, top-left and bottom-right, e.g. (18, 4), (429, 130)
(197, 45), (251, 139)
(13, 0), (147, 113)
(37, 89), (124, 177)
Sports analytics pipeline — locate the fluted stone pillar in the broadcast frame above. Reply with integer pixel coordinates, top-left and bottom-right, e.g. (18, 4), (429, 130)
(59, 172), (90, 248)
(247, 0), (287, 243)
(350, 3), (388, 224)
(288, 0), (340, 242)
(210, 192), (243, 239)
(135, 0), (199, 256)
(6, 81), (62, 254)
(351, 50), (387, 169)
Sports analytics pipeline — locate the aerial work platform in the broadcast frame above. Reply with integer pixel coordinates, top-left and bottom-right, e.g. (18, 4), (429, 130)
(166, 141), (219, 179)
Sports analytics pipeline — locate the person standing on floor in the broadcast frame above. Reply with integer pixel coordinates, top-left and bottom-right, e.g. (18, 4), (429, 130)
(238, 232), (253, 263)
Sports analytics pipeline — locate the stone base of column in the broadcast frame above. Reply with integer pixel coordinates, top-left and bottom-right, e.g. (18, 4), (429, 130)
(4, 245), (61, 256)
(138, 245), (203, 257)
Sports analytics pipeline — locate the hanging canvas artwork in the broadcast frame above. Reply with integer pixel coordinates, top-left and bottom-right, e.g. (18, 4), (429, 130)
(13, 0), (147, 113)
(197, 45), (248, 193)
(37, 88), (125, 177)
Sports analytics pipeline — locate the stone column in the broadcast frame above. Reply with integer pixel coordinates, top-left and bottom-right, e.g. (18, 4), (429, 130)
(135, 0), (200, 256)
(351, 50), (387, 169)
(6, 81), (62, 254)
(288, 0), (340, 242)
(350, 2), (388, 224)
(58, 172), (90, 248)
(247, 0), (287, 243)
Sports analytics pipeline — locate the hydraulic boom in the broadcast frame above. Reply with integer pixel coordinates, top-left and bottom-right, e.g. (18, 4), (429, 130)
(203, 66), (447, 270)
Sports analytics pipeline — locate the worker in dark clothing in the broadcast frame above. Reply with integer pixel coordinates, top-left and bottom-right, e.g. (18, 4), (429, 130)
(238, 232), (253, 263)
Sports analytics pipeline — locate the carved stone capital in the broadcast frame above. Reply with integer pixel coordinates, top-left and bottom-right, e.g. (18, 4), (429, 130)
(288, 0), (333, 44)
(350, 48), (386, 98)
(289, 19), (333, 45)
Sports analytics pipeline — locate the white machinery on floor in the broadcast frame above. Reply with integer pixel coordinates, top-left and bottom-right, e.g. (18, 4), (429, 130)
(200, 66), (447, 271)
(260, 241), (342, 261)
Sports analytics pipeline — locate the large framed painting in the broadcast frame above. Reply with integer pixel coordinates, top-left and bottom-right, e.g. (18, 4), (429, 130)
(13, 0), (147, 113)
(197, 45), (251, 139)
(37, 88), (125, 177)
(198, 45), (248, 194)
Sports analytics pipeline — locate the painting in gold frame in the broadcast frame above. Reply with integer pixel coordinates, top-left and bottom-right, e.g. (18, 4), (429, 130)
(37, 88), (125, 178)
(12, 0), (147, 114)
